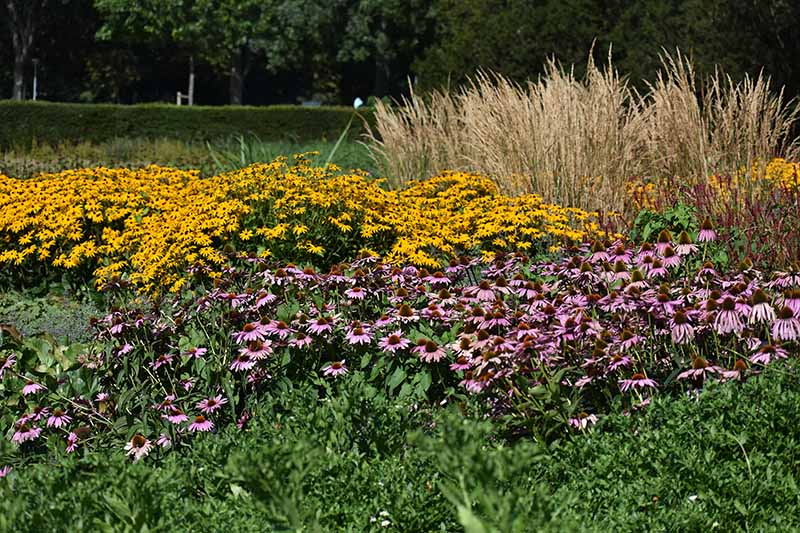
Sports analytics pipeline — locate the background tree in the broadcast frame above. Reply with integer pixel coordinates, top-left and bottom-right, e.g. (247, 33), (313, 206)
(4, 0), (49, 100)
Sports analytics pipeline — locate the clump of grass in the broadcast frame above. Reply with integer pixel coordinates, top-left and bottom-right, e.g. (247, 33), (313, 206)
(365, 49), (800, 216)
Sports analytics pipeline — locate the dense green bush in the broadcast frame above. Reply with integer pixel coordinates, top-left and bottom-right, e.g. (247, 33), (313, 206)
(0, 100), (376, 147)
(3, 364), (799, 532)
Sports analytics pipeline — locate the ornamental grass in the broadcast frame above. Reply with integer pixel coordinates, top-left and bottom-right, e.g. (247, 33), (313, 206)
(365, 50), (800, 216)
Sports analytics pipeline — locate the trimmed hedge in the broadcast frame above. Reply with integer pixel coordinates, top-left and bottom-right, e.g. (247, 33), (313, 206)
(0, 100), (376, 146)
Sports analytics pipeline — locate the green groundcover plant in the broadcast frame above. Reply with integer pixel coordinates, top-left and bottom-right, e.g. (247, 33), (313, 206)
(1, 362), (799, 532)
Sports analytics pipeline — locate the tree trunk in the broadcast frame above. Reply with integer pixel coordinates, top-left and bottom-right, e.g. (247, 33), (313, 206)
(229, 48), (244, 105)
(6, 0), (45, 100)
(12, 53), (24, 100)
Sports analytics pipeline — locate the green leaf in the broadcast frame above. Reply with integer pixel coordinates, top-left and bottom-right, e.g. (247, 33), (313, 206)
(387, 366), (406, 392)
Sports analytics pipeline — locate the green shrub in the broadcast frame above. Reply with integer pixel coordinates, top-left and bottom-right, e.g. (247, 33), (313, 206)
(0, 100), (376, 148)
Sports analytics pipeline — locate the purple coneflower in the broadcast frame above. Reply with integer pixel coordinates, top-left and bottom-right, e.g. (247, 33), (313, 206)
(230, 354), (256, 372)
(379, 331), (411, 353)
(345, 324), (372, 345)
(449, 356), (472, 371)
(677, 357), (722, 382)
(233, 322), (264, 344)
(675, 231), (699, 256)
(150, 353), (174, 370)
(714, 297), (744, 335)
(308, 316), (334, 335)
(345, 286), (367, 300)
(11, 423), (42, 444)
(772, 306), (800, 341)
(748, 289), (775, 324)
(197, 395), (228, 414)
(647, 259), (668, 279)
(568, 412), (598, 430)
(414, 339), (446, 363)
(66, 432), (79, 453)
(670, 310), (695, 344)
(782, 289), (800, 315)
(163, 409), (189, 424)
(188, 415), (214, 432)
(323, 360), (348, 377)
(240, 340), (273, 360)
(157, 434), (172, 448)
(21, 381), (45, 396)
(698, 217), (717, 242)
(655, 230), (673, 255)
(47, 409), (72, 428)
(661, 246), (681, 268)
(0, 466), (11, 478)
(395, 304), (419, 323)
(619, 372), (658, 392)
(720, 359), (751, 382)
(424, 271), (451, 286)
(0, 354), (16, 379)
(28, 405), (49, 422)
(185, 347), (207, 359)
(750, 344), (789, 365)
(289, 332), (313, 349)
(264, 320), (293, 339)
(608, 354), (632, 372)
(125, 434), (153, 461)
(473, 280), (497, 302)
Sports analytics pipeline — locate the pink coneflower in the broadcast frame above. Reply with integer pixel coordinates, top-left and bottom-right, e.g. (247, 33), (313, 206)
(237, 411), (251, 430)
(150, 353), (174, 370)
(619, 329), (643, 351)
(449, 356), (472, 371)
(748, 289), (776, 324)
(125, 434), (153, 461)
(677, 357), (723, 382)
(188, 415), (214, 432)
(185, 347), (207, 359)
(96, 392), (111, 403)
(714, 297), (744, 335)
(647, 259), (668, 279)
(608, 354), (632, 372)
(0, 354), (16, 379)
(181, 378), (195, 391)
(698, 217), (716, 242)
(345, 286), (367, 300)
(473, 280), (497, 302)
(424, 271), (451, 286)
(568, 412), (598, 430)
(782, 288), (800, 315)
(720, 359), (752, 382)
(289, 332), (313, 349)
(675, 231), (699, 256)
(264, 320), (294, 339)
(395, 304), (419, 323)
(163, 409), (189, 424)
(47, 409), (72, 428)
(619, 373), (658, 392)
(323, 360), (348, 377)
(22, 381), (45, 396)
(197, 395), (228, 414)
(28, 405), (50, 422)
(254, 289), (277, 308)
(308, 316), (334, 335)
(374, 313), (394, 328)
(772, 306), (800, 341)
(414, 339), (446, 363)
(156, 434), (172, 448)
(116, 343), (134, 356)
(0, 466), (11, 478)
(589, 240), (610, 263)
(749, 344), (789, 365)
(233, 322), (264, 344)
(11, 423), (42, 444)
(655, 230), (673, 255)
(230, 354), (256, 372)
(696, 261), (717, 278)
(239, 340), (273, 360)
(661, 246), (681, 268)
(345, 324), (372, 345)
(670, 310), (695, 344)
(66, 432), (79, 453)
(379, 331), (411, 353)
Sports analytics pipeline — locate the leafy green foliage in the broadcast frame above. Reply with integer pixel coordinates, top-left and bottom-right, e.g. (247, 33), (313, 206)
(3, 364), (800, 531)
(630, 203), (697, 243)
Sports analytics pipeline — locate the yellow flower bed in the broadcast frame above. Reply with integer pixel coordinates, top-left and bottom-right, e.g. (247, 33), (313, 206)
(0, 156), (600, 293)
